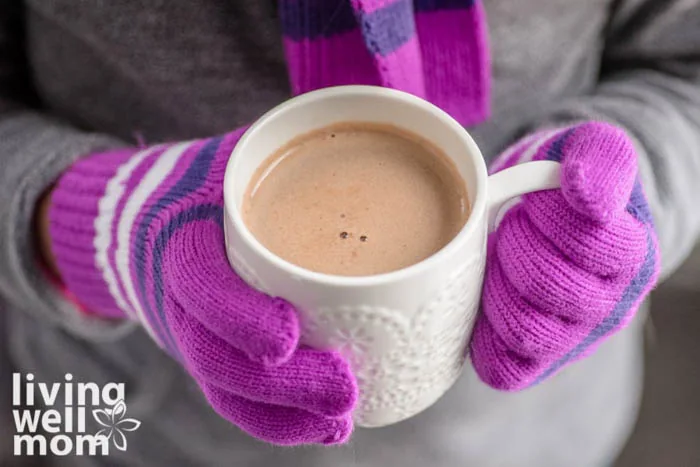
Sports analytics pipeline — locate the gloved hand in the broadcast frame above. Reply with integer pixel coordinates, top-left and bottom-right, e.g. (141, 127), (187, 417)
(48, 129), (357, 445)
(470, 121), (660, 390)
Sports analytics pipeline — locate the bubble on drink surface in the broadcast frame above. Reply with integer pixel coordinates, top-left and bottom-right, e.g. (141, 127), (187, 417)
(360, 235), (368, 242)
(340, 231), (349, 239)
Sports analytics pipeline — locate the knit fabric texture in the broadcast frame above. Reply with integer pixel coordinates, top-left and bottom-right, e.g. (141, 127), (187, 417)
(47, 0), (660, 446)
(46, 1), (494, 445)
(280, 0), (491, 126)
(470, 122), (660, 390)
(49, 131), (358, 445)
(47, 0), (491, 446)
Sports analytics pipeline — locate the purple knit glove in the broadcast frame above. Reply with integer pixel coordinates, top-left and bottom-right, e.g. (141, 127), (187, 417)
(48, 130), (357, 445)
(470, 122), (660, 390)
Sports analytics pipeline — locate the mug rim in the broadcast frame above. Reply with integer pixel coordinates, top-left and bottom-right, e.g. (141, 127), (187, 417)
(223, 85), (489, 288)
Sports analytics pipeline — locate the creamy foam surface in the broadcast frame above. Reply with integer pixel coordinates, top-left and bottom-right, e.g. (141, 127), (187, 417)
(243, 122), (469, 276)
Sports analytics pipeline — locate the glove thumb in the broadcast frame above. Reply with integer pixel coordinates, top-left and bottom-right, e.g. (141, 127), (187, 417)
(558, 122), (638, 223)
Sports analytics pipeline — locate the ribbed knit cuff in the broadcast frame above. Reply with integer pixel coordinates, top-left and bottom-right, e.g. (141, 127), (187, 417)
(48, 148), (138, 319)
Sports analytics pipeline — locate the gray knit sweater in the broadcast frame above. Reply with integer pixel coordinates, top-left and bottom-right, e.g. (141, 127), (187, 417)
(1, 1), (699, 466)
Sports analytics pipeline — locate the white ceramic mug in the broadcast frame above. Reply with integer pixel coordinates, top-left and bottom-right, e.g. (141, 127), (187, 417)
(223, 86), (560, 428)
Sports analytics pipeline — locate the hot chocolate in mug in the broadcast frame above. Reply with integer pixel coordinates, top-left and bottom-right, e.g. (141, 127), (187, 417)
(223, 86), (561, 427)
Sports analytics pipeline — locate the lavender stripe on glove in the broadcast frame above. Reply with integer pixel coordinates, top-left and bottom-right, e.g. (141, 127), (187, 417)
(48, 130), (357, 445)
(470, 122), (660, 390)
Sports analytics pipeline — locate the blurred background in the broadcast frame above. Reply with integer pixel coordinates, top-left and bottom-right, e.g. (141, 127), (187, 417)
(616, 243), (700, 467)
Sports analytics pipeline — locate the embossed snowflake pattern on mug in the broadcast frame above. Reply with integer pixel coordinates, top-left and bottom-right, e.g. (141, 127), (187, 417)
(229, 221), (486, 426)
(299, 305), (412, 425)
(414, 255), (484, 341)
(346, 261), (483, 426)
(300, 305), (411, 366)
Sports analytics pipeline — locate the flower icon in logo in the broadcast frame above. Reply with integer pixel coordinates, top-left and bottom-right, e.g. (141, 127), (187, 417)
(93, 399), (141, 451)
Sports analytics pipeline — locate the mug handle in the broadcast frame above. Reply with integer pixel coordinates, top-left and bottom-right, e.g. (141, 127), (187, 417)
(486, 160), (561, 232)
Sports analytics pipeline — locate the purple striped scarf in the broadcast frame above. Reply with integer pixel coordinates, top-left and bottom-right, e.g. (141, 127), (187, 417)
(279, 0), (491, 127)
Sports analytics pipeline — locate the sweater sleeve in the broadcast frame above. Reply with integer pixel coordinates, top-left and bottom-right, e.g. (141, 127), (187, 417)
(524, 0), (700, 280)
(0, 0), (135, 340)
